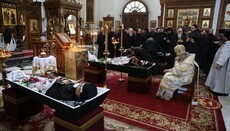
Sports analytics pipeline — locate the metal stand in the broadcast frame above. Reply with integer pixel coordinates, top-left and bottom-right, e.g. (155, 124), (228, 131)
(104, 25), (110, 88)
(103, 50), (110, 88)
(92, 34), (97, 51)
(0, 50), (11, 109)
(0, 54), (11, 89)
(118, 47), (125, 82)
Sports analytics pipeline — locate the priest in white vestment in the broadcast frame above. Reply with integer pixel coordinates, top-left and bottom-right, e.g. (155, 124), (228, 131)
(205, 30), (230, 96)
(156, 45), (195, 100)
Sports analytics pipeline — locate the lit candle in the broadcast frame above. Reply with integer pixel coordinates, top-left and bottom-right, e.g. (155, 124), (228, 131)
(6, 44), (10, 55)
(121, 24), (124, 48)
(3, 50), (6, 56)
(105, 25), (108, 51)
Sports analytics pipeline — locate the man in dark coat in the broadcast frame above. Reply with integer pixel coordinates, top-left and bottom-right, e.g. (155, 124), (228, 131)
(3, 27), (12, 44)
(97, 27), (105, 59)
(133, 28), (144, 47)
(124, 28), (134, 49)
(186, 24), (202, 62)
(142, 37), (165, 62)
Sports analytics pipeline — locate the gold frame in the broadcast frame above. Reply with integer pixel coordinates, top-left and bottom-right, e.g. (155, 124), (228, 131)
(68, 23), (76, 34)
(167, 9), (174, 17)
(203, 8), (211, 17)
(201, 20), (210, 29)
(224, 21), (230, 29)
(167, 20), (173, 27)
(30, 19), (38, 33)
(85, 0), (94, 24)
(2, 7), (17, 25)
(177, 9), (199, 28)
(150, 20), (157, 28)
(115, 21), (120, 28)
(99, 21), (103, 28)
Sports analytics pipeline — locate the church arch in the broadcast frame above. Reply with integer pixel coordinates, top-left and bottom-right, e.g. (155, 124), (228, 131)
(122, 0), (148, 30)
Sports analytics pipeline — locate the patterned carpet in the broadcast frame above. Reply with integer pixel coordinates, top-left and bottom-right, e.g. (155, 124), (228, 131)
(102, 72), (226, 131)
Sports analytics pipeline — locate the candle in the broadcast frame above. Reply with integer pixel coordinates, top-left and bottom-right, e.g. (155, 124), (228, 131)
(6, 44), (10, 55)
(105, 25), (108, 51)
(121, 24), (124, 48)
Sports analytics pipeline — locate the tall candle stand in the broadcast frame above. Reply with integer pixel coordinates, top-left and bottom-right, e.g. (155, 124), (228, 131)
(0, 49), (11, 89)
(118, 25), (125, 82)
(91, 28), (98, 51)
(103, 25), (110, 88)
(118, 46), (125, 82)
(103, 49), (110, 88)
(50, 27), (56, 56)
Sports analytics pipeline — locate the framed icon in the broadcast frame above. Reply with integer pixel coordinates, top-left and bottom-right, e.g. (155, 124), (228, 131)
(167, 9), (174, 17)
(224, 21), (230, 29)
(2, 7), (17, 25)
(115, 21), (120, 28)
(86, 0), (94, 24)
(167, 20), (173, 27)
(150, 20), (157, 28)
(99, 21), (102, 28)
(30, 19), (38, 33)
(177, 9), (199, 28)
(201, 20), (210, 29)
(203, 8), (211, 17)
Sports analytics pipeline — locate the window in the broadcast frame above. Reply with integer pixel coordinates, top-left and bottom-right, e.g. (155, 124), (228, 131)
(124, 1), (146, 13)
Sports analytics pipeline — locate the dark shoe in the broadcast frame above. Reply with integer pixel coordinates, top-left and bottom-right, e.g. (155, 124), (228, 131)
(211, 91), (229, 96)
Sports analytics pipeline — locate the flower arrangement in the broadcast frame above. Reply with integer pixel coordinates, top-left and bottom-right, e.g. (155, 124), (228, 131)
(22, 76), (40, 87)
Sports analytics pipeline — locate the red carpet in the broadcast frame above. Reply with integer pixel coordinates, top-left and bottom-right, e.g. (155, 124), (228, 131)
(102, 72), (226, 130)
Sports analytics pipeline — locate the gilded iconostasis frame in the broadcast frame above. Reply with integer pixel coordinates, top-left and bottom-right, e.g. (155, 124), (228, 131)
(164, 0), (216, 31)
(2, 7), (17, 26)
(85, 0), (94, 24)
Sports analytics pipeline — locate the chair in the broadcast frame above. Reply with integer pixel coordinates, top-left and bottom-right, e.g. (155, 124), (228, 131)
(176, 62), (199, 102)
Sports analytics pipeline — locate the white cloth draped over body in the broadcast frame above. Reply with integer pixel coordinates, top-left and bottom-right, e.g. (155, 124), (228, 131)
(205, 41), (230, 94)
(156, 53), (195, 100)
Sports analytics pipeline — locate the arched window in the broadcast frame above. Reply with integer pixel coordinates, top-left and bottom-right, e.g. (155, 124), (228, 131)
(122, 1), (148, 29)
(124, 1), (146, 13)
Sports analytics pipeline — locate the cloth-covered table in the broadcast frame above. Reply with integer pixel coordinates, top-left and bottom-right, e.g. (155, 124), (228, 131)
(32, 55), (57, 76)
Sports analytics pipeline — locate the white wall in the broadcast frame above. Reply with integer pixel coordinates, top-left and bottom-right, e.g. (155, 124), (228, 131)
(79, 0), (161, 29)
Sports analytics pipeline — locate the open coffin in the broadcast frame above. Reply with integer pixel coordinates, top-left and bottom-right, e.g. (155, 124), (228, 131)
(6, 75), (109, 121)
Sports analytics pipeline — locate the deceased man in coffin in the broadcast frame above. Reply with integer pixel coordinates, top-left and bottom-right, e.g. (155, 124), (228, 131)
(45, 77), (98, 103)
(7, 70), (99, 107)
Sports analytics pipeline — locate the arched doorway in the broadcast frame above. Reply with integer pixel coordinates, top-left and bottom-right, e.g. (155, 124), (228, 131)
(122, 0), (148, 30)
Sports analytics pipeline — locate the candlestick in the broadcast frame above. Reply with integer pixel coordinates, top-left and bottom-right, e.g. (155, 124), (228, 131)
(103, 25), (110, 88)
(0, 48), (11, 89)
(104, 25), (108, 51)
(6, 43), (11, 55)
(121, 24), (124, 48)
(117, 24), (125, 82)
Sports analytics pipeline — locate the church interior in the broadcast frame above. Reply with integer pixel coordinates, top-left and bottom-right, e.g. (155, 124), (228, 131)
(0, 0), (230, 130)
